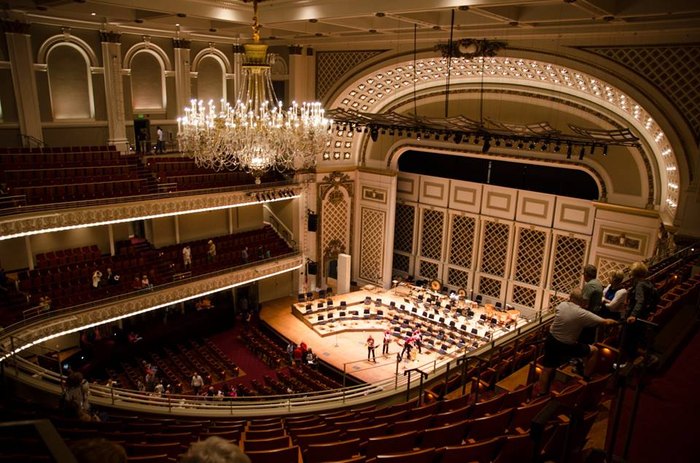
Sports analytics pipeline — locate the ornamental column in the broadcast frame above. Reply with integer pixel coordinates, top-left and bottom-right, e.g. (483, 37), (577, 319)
(173, 38), (191, 115)
(100, 31), (129, 152)
(288, 45), (315, 103)
(4, 20), (43, 146)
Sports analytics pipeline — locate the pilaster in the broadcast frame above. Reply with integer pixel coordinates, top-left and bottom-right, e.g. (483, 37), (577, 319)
(173, 38), (192, 115)
(4, 21), (42, 146)
(100, 31), (128, 152)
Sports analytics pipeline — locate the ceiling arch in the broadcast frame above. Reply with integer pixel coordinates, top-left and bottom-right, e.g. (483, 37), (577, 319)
(327, 54), (681, 222)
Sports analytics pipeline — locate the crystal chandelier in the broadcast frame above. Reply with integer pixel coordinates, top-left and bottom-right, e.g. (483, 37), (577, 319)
(177, 0), (331, 184)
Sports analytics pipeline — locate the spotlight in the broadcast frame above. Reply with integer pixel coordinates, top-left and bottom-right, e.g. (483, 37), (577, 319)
(482, 137), (491, 153)
(540, 142), (548, 151)
(517, 141), (524, 149)
(528, 141), (536, 149)
(566, 144), (573, 159)
(370, 127), (379, 142)
(603, 145), (609, 156)
(505, 140), (513, 148)
(579, 146), (586, 160)
(553, 143), (561, 152)
(454, 133), (463, 144)
(494, 139), (502, 147)
(443, 133), (450, 141)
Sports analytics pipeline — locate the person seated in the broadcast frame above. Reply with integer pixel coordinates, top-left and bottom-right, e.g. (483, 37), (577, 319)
(181, 436), (250, 463)
(196, 297), (213, 310)
(140, 274), (152, 289)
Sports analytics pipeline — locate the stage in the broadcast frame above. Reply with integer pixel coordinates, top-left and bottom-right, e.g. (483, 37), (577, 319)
(260, 284), (529, 385)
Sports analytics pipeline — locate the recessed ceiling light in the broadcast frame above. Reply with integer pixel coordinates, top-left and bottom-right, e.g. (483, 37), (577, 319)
(91, 12), (96, 16)
(309, 18), (318, 23)
(458, 5), (469, 11)
(175, 23), (180, 27)
(134, 19), (144, 23)
(177, 13), (186, 18)
(375, 12), (385, 17)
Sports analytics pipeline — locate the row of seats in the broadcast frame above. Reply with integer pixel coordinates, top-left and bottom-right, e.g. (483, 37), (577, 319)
(10, 179), (151, 205)
(35, 245), (101, 269)
(0, 145), (116, 154)
(0, 150), (127, 169)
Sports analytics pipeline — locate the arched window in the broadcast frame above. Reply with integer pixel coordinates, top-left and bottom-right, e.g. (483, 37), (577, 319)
(47, 44), (94, 120)
(130, 51), (165, 112)
(196, 55), (226, 104)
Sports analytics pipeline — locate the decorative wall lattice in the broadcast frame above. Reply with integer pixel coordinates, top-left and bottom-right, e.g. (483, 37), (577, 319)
(393, 253), (410, 273)
(358, 208), (385, 283)
(480, 221), (510, 277)
(449, 215), (476, 269)
(512, 285), (538, 308)
(316, 50), (386, 101)
(419, 260), (439, 280)
(420, 209), (444, 260)
(597, 256), (631, 286)
(547, 292), (569, 312)
(586, 45), (700, 142)
(478, 276), (502, 299)
(447, 267), (470, 289)
(514, 228), (547, 286)
(550, 235), (588, 293)
(394, 204), (416, 253)
(321, 190), (349, 257)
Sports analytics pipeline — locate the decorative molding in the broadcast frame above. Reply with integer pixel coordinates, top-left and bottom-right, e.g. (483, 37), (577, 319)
(0, 185), (303, 240)
(361, 186), (387, 204)
(315, 50), (387, 100)
(0, 255), (303, 354)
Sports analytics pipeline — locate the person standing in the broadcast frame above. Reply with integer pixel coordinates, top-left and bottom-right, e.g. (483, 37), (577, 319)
(601, 270), (628, 320)
(207, 240), (217, 263)
(622, 262), (658, 363)
(366, 335), (377, 362)
(191, 372), (204, 396)
(537, 288), (617, 395)
(92, 270), (102, 289)
(241, 246), (248, 263)
(580, 264), (604, 343)
(155, 126), (164, 154)
(382, 330), (392, 356)
(182, 245), (192, 270)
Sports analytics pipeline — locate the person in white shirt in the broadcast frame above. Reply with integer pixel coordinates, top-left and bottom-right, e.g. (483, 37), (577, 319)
(601, 270), (628, 320)
(156, 126), (164, 153)
(182, 245), (192, 269)
(92, 270), (102, 289)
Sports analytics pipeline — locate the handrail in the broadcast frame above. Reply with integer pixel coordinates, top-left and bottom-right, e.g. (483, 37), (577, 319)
(0, 179), (298, 218)
(0, 250), (301, 336)
(262, 204), (295, 247)
(19, 134), (47, 149)
(0, 310), (555, 417)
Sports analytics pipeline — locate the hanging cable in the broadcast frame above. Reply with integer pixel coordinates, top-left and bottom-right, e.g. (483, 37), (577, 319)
(444, 9), (455, 117)
(413, 24), (418, 117)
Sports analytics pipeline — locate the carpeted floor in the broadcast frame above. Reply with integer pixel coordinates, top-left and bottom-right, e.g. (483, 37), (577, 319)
(207, 322), (281, 390)
(612, 327), (699, 462)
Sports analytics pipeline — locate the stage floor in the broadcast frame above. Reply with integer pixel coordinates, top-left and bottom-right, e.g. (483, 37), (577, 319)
(260, 285), (527, 385)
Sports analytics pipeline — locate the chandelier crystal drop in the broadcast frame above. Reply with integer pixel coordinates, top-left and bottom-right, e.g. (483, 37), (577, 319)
(177, 1), (331, 184)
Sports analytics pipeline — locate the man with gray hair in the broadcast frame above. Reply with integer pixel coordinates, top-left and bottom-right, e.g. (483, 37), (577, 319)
(181, 436), (250, 463)
(537, 288), (617, 395)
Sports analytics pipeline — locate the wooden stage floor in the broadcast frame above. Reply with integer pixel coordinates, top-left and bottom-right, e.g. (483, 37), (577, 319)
(260, 295), (451, 385)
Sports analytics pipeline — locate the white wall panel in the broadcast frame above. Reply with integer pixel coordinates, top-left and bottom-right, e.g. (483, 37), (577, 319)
(482, 185), (517, 220)
(449, 179), (482, 213)
(419, 176), (450, 208)
(516, 191), (555, 227)
(554, 197), (595, 234)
